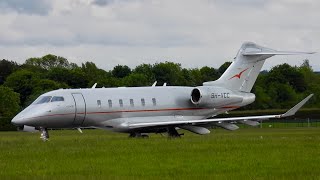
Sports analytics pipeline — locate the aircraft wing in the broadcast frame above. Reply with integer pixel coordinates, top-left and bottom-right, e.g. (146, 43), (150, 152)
(127, 94), (313, 129)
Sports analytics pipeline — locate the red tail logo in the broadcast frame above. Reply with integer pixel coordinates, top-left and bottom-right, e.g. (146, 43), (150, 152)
(229, 68), (249, 80)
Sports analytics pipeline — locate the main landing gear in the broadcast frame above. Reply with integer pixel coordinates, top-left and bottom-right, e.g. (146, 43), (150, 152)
(128, 127), (184, 139)
(40, 127), (49, 141)
(167, 127), (184, 138)
(129, 132), (149, 138)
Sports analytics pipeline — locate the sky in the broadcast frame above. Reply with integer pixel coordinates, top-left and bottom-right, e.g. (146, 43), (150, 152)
(0, 0), (319, 71)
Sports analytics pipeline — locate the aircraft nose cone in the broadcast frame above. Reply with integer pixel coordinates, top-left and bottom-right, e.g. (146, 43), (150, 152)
(11, 115), (25, 126)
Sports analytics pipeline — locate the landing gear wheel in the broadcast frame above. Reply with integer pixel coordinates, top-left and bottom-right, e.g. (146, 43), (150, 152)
(167, 127), (183, 138)
(40, 127), (49, 141)
(129, 132), (149, 138)
(129, 132), (141, 138)
(141, 134), (149, 138)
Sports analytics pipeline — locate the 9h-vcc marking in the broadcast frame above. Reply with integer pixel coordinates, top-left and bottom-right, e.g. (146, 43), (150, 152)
(211, 93), (230, 99)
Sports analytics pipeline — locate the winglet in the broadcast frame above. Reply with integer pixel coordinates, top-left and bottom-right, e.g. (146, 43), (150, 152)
(281, 94), (313, 117)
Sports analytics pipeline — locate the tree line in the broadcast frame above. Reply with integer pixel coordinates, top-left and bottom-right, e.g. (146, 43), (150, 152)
(0, 54), (319, 129)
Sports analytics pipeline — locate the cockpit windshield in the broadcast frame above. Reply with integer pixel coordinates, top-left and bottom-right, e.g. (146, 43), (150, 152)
(33, 96), (52, 104)
(51, 96), (64, 102)
(32, 96), (65, 105)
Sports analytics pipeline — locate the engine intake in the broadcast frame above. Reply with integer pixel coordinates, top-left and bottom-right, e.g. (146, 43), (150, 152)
(191, 88), (201, 104)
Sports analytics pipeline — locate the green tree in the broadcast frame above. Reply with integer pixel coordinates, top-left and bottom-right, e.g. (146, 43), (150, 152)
(4, 70), (38, 104)
(82, 62), (111, 83)
(180, 68), (202, 86)
(298, 59), (320, 107)
(251, 85), (272, 109)
(47, 67), (71, 83)
(298, 59), (314, 85)
(25, 54), (77, 70)
(122, 73), (149, 87)
(0, 59), (19, 85)
(153, 62), (184, 86)
(47, 67), (89, 88)
(266, 63), (306, 92)
(218, 62), (232, 75)
(96, 77), (122, 88)
(267, 82), (297, 109)
(0, 86), (20, 118)
(112, 65), (131, 78)
(180, 69), (194, 86)
(34, 79), (67, 92)
(68, 68), (90, 88)
(134, 64), (155, 83)
(200, 66), (220, 82)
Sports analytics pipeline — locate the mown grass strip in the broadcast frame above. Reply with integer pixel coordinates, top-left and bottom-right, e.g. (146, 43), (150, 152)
(0, 128), (319, 179)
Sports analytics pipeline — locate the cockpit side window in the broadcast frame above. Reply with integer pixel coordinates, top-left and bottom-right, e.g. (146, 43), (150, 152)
(51, 96), (64, 102)
(34, 96), (52, 104)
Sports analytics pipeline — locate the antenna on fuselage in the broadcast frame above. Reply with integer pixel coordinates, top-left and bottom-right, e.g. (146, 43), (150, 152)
(91, 83), (97, 89)
(163, 83), (167, 86)
(152, 81), (157, 87)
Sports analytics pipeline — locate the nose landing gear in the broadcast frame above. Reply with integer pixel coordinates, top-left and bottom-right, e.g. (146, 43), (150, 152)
(40, 127), (49, 141)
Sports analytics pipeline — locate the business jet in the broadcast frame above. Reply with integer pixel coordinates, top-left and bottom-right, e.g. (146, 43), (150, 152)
(11, 42), (315, 141)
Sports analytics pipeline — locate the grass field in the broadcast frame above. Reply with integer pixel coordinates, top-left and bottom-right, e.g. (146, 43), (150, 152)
(0, 128), (320, 179)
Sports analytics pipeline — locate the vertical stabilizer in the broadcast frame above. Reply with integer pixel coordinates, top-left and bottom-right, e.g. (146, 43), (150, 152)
(203, 42), (314, 92)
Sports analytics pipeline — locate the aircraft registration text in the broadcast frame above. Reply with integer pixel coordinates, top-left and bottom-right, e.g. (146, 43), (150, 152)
(211, 93), (230, 99)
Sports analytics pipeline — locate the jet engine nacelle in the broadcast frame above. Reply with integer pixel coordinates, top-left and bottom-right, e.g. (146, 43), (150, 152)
(190, 86), (255, 107)
(17, 125), (38, 133)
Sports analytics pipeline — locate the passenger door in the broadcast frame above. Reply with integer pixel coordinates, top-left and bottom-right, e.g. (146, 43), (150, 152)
(72, 93), (86, 126)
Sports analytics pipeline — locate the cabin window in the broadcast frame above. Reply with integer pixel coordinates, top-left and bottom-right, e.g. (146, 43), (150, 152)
(34, 96), (52, 104)
(152, 98), (157, 106)
(119, 99), (123, 107)
(108, 99), (112, 108)
(130, 99), (134, 107)
(51, 96), (64, 102)
(97, 100), (101, 108)
(141, 98), (145, 106)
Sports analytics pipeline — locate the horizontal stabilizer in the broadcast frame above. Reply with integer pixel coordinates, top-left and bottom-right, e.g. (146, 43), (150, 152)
(243, 50), (315, 56)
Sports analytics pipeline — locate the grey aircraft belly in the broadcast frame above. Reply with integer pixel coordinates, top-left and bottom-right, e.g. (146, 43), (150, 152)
(11, 42), (315, 141)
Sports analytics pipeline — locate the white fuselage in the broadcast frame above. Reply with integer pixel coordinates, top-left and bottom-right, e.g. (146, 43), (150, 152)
(10, 42), (314, 139)
(11, 86), (253, 133)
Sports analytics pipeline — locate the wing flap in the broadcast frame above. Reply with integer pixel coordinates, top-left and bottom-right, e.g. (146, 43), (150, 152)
(179, 125), (210, 135)
(215, 122), (239, 131)
(239, 120), (260, 126)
